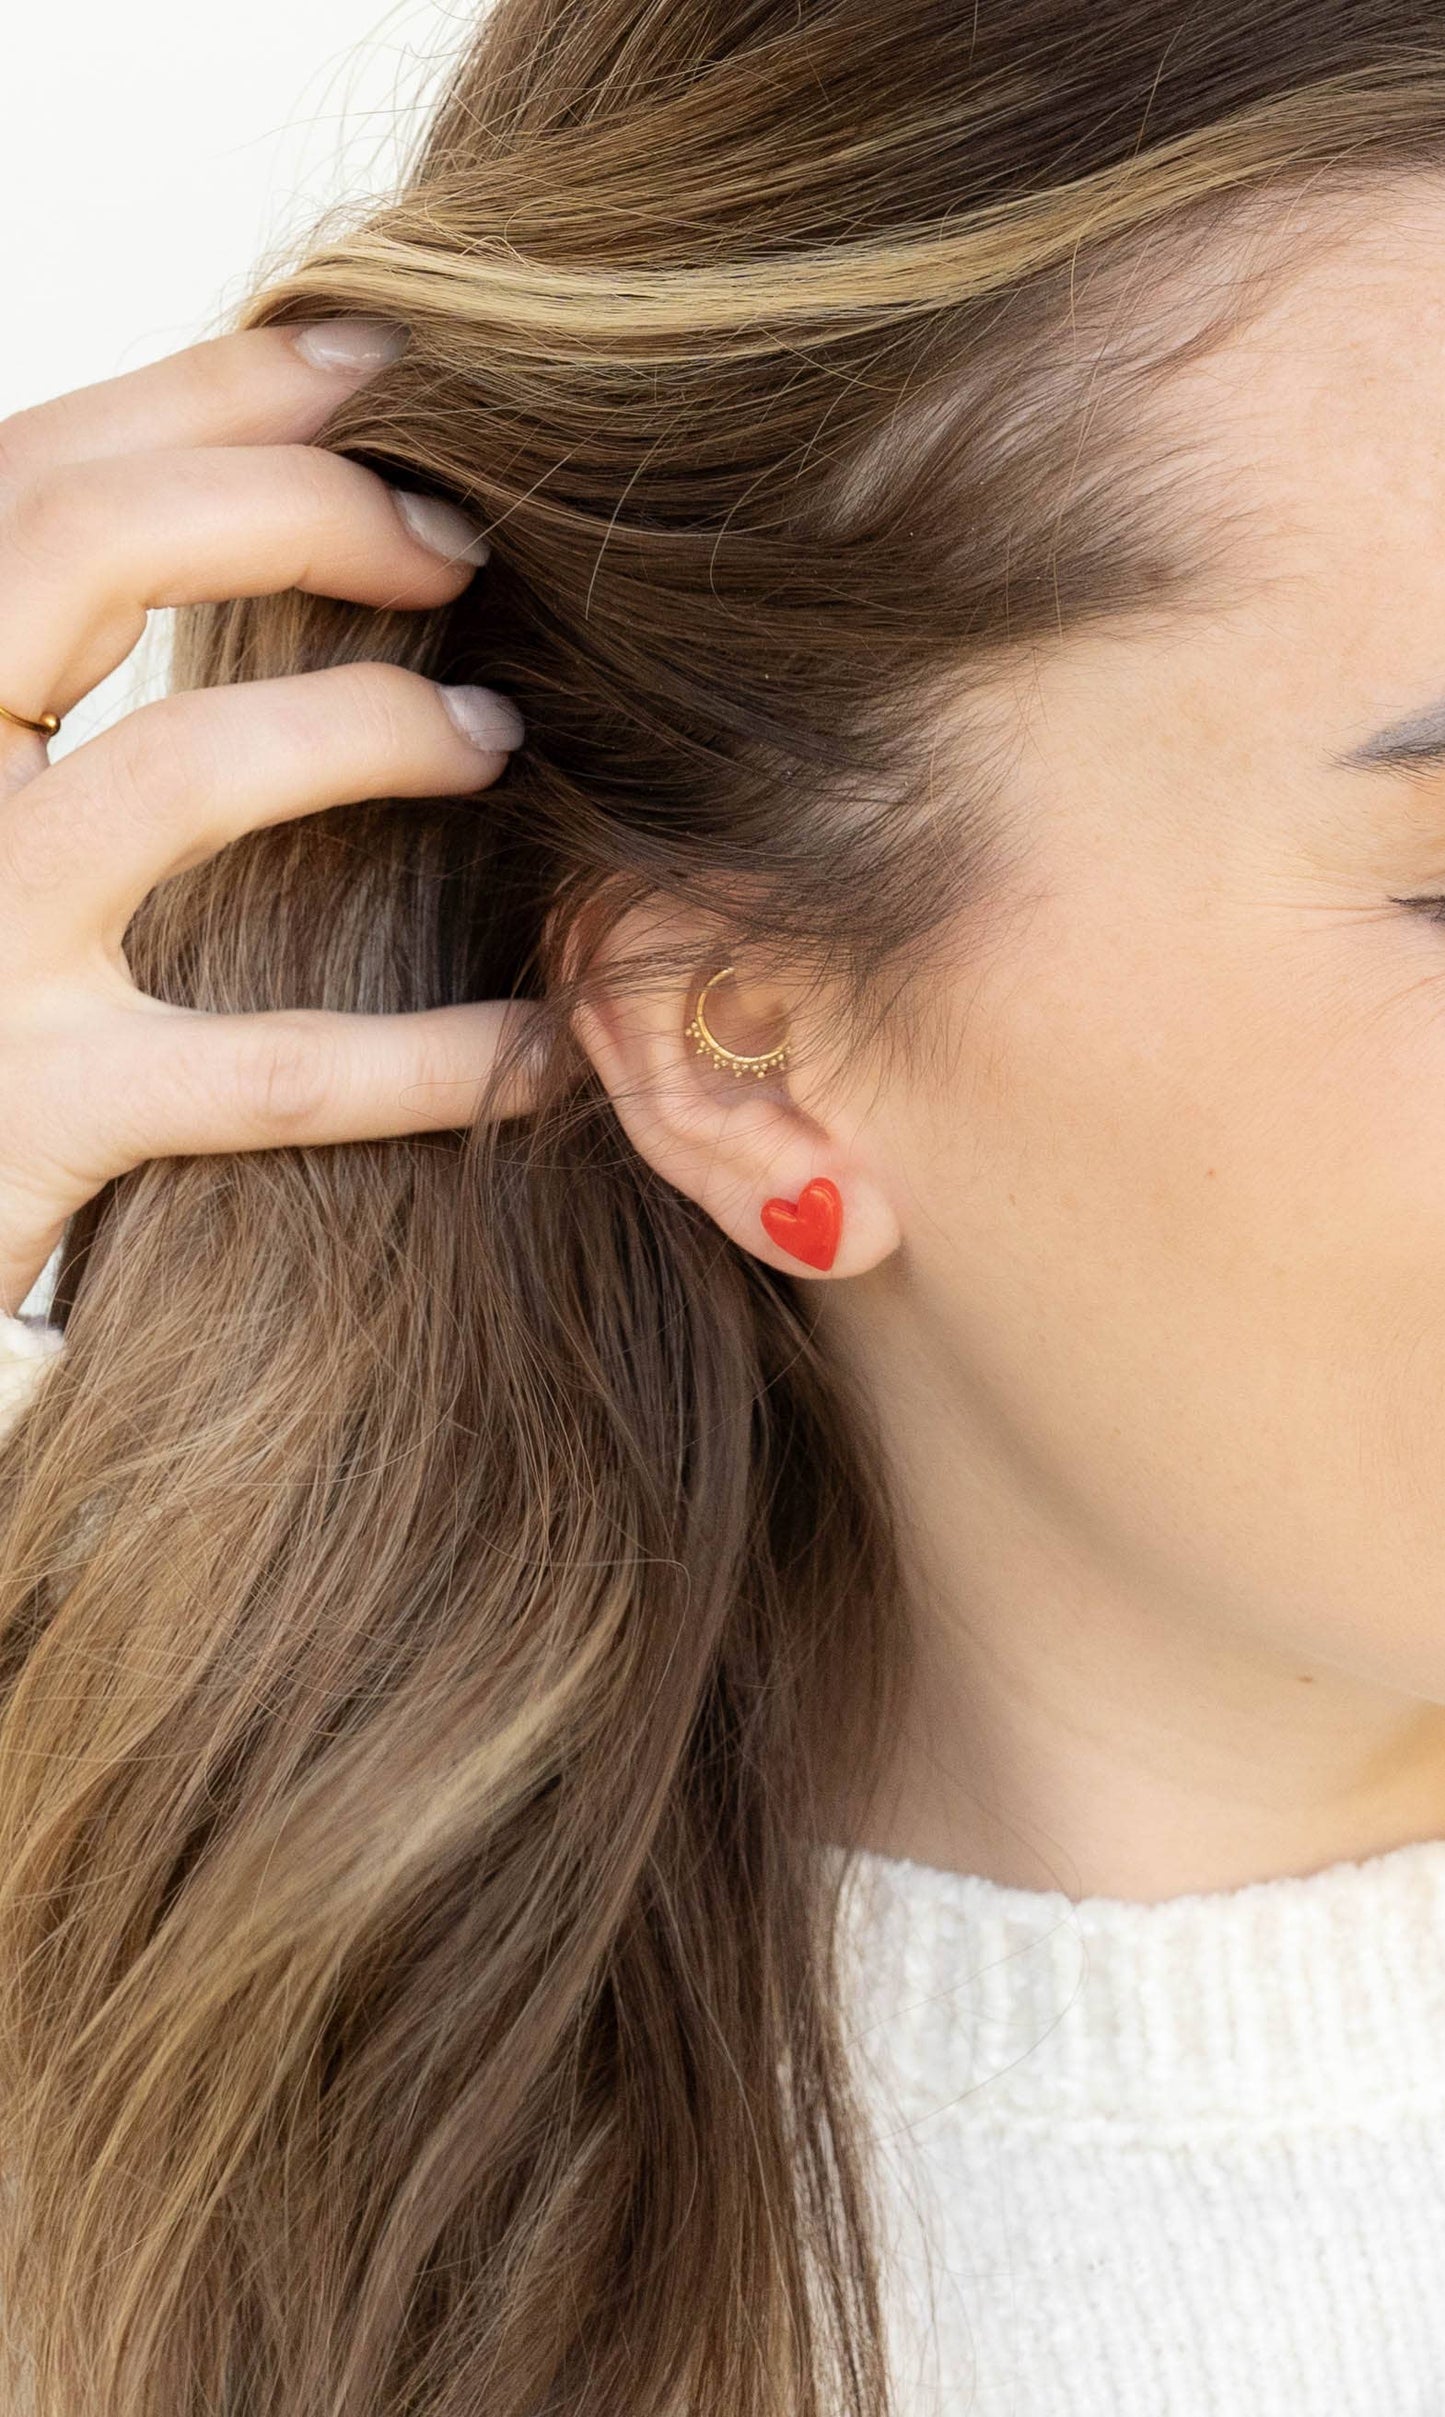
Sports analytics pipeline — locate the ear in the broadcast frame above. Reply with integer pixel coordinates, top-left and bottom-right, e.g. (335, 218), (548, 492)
(567, 900), (902, 1281)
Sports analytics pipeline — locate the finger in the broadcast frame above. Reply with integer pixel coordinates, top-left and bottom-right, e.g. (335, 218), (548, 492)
(0, 662), (525, 955)
(0, 322), (408, 492)
(116, 997), (547, 1161)
(0, 443), (491, 727)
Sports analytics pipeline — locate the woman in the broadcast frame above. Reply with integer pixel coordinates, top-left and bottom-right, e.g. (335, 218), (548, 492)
(3, 0), (1445, 2408)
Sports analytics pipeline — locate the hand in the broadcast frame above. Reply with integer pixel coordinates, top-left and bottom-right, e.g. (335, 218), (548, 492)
(0, 317), (538, 1319)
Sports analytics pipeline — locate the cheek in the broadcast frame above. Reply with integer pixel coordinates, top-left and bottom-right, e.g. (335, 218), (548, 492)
(885, 904), (1445, 1679)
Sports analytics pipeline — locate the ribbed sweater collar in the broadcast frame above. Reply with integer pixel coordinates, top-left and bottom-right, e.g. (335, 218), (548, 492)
(824, 1834), (1445, 2141)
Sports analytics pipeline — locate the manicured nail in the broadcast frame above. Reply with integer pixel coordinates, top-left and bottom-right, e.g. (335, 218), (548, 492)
(288, 315), (409, 372)
(438, 683), (526, 751)
(391, 488), (491, 566)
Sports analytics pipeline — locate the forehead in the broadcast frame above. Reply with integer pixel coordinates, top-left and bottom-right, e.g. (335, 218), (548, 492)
(1167, 174), (1445, 652)
(969, 179), (1445, 887)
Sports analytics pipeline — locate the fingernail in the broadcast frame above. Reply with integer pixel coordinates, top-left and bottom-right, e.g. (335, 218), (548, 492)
(438, 683), (526, 751)
(391, 488), (491, 566)
(288, 315), (409, 372)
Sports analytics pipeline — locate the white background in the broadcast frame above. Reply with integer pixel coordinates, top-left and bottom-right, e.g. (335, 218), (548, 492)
(1, 0), (481, 752)
(1, 0), (484, 1314)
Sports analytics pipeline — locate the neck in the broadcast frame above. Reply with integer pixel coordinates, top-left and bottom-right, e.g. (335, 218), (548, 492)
(816, 1270), (1445, 1906)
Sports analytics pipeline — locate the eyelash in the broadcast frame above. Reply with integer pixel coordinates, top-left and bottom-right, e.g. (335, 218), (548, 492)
(1396, 894), (1445, 924)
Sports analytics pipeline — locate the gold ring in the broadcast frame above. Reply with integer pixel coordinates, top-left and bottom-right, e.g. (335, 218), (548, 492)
(686, 964), (790, 1079)
(0, 698), (61, 738)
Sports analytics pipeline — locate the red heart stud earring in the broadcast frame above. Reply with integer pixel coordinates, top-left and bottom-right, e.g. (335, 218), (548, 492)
(760, 1176), (842, 1272)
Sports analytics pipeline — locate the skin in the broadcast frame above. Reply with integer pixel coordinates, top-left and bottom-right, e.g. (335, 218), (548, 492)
(579, 174), (1445, 1902)
(0, 320), (540, 1324)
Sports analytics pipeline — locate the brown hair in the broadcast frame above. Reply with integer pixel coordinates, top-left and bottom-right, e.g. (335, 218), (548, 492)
(3, 5), (1444, 2410)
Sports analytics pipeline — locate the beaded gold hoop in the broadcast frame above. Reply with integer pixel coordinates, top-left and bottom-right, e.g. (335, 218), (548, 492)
(686, 964), (790, 1081)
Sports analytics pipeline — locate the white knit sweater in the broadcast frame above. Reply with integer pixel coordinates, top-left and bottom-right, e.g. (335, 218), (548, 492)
(5, 1313), (1445, 2412)
(830, 1833), (1445, 2413)
(0, 1308), (64, 1434)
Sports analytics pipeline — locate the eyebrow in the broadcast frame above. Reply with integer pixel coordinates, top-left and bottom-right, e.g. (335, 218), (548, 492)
(1335, 697), (1445, 774)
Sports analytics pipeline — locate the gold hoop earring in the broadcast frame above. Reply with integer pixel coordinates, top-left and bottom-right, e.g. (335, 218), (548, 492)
(0, 698), (61, 738)
(686, 965), (790, 1080)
